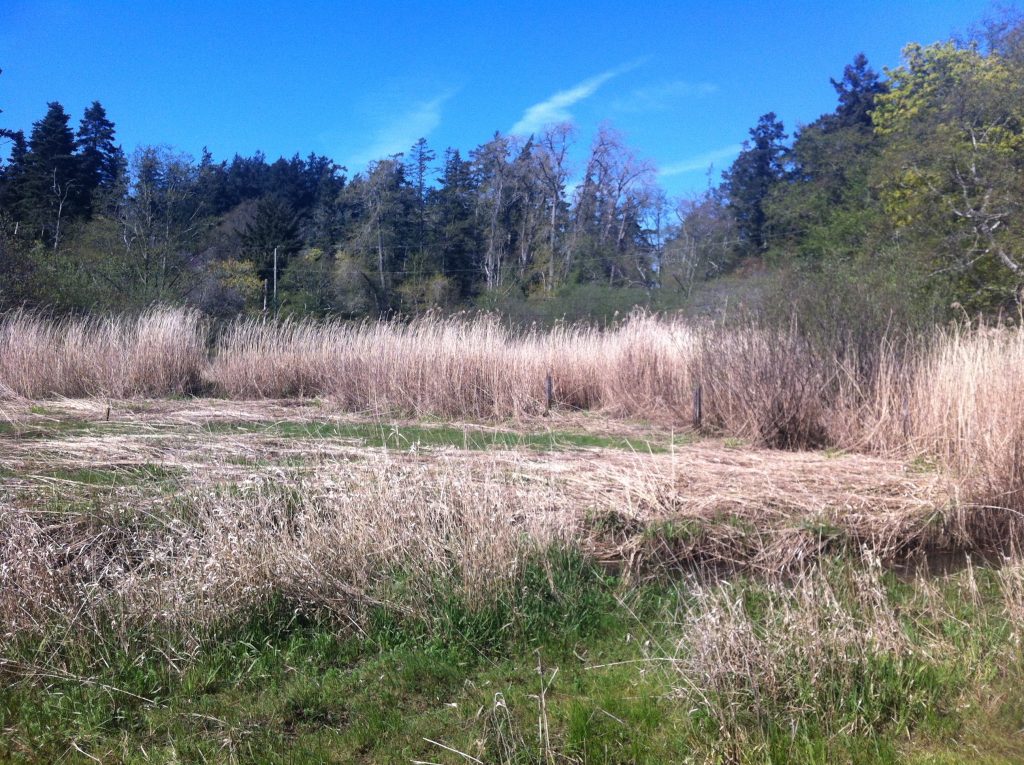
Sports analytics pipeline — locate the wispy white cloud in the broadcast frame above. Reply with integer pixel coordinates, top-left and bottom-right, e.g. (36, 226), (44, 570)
(349, 90), (454, 169)
(613, 80), (718, 112)
(659, 143), (743, 177)
(510, 62), (641, 136)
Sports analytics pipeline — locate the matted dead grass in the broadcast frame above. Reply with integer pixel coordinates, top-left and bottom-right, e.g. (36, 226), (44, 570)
(0, 400), (968, 560)
(3, 397), (1019, 640)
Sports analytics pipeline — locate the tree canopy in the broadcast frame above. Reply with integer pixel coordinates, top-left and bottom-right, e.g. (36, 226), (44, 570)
(3, 11), (1024, 326)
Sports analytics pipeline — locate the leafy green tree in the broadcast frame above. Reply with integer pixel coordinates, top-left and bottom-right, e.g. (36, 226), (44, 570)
(872, 39), (1024, 310)
(764, 55), (886, 262)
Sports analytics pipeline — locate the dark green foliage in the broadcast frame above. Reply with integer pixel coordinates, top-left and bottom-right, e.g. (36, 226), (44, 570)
(829, 52), (888, 130)
(7, 102), (86, 247)
(429, 148), (479, 297)
(722, 112), (787, 255)
(76, 101), (124, 212)
(240, 195), (302, 283)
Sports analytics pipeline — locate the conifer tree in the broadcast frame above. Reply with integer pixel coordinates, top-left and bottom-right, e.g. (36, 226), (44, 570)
(722, 112), (787, 254)
(22, 102), (85, 246)
(76, 101), (123, 212)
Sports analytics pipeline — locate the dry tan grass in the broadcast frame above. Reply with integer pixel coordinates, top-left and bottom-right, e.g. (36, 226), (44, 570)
(0, 453), (576, 634)
(0, 307), (206, 398)
(0, 398), (987, 640)
(2, 310), (1024, 526)
(909, 326), (1024, 514)
(204, 313), (680, 416)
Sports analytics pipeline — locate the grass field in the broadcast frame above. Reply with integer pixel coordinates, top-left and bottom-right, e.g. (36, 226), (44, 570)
(2, 397), (1023, 763)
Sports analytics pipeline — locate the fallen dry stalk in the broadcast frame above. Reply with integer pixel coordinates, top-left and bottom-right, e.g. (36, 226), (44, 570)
(1, 429), (1012, 642)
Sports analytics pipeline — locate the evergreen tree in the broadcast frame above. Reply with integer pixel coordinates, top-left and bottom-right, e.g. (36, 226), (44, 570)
(829, 53), (887, 130)
(0, 68), (22, 148)
(196, 147), (230, 215)
(722, 112), (787, 254)
(240, 195), (303, 283)
(76, 101), (123, 211)
(0, 129), (27, 226)
(22, 102), (85, 246)
(763, 55), (885, 259)
(406, 137), (436, 268)
(431, 148), (479, 296)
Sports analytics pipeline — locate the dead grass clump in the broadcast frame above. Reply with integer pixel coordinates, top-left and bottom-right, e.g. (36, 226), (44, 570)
(0, 307), (205, 398)
(575, 445), (958, 575)
(0, 456), (576, 636)
(695, 326), (831, 449)
(909, 326), (1024, 513)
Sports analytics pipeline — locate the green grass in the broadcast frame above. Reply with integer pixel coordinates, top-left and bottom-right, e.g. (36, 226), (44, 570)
(204, 419), (691, 453)
(0, 418), (148, 439)
(3, 549), (1023, 764)
(0, 414), (695, 454)
(39, 463), (183, 486)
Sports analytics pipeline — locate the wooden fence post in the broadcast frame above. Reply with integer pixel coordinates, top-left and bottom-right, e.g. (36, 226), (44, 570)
(693, 383), (703, 431)
(901, 394), (911, 440)
(545, 372), (554, 414)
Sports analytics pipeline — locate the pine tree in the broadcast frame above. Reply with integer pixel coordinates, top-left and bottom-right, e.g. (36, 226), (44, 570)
(431, 148), (479, 296)
(240, 195), (303, 283)
(76, 101), (124, 212)
(722, 112), (788, 254)
(22, 102), (85, 246)
(829, 53), (887, 130)
(0, 129), (27, 225)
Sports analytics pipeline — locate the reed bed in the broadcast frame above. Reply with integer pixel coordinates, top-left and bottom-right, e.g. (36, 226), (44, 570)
(202, 314), (915, 450)
(2, 308), (1024, 512)
(909, 326), (1024, 514)
(0, 307), (206, 398)
(204, 314), (669, 416)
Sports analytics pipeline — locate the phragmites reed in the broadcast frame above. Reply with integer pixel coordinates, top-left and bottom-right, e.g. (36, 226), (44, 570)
(2, 308), (1024, 513)
(0, 307), (206, 398)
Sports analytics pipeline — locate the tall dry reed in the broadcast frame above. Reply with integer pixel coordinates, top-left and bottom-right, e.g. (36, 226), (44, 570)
(0, 307), (206, 398)
(205, 313), (703, 418)
(4, 308), (1024, 514)
(909, 326), (1024, 512)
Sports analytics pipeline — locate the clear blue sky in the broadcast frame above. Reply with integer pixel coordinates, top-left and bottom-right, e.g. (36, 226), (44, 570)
(0, 0), (996, 196)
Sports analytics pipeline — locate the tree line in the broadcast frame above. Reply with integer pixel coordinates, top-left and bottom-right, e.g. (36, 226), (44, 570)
(2, 10), (1023, 327)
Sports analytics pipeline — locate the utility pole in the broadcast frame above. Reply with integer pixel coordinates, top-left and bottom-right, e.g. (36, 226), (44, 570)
(273, 246), (278, 316)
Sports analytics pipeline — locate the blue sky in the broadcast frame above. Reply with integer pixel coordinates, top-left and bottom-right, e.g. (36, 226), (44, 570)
(0, 0), (996, 196)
